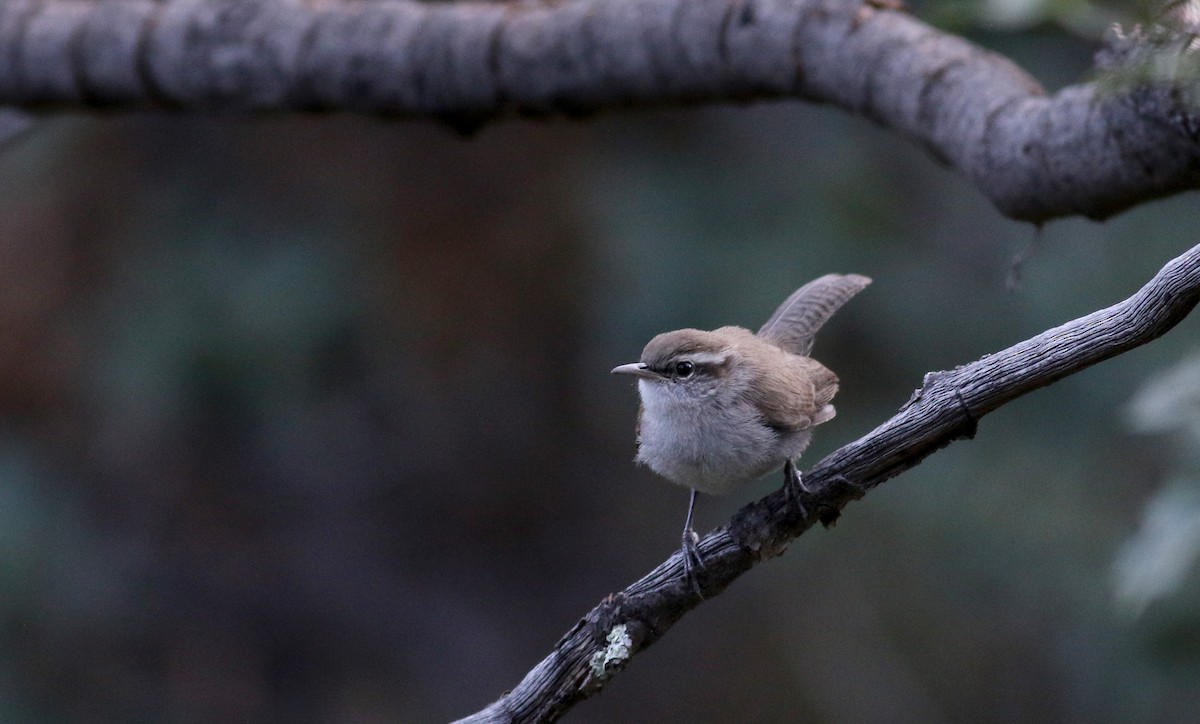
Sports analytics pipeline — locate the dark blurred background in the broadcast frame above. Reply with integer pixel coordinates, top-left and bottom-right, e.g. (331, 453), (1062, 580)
(2, 6), (1200, 723)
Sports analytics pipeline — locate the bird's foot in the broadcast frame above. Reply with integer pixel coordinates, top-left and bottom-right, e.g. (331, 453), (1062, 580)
(783, 459), (810, 521)
(681, 528), (705, 599)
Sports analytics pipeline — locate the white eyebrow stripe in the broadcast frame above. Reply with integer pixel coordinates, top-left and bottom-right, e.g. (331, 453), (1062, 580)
(686, 352), (729, 366)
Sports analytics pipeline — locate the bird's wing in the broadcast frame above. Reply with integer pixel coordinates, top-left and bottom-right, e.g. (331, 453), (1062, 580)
(749, 355), (840, 431)
(757, 274), (871, 356)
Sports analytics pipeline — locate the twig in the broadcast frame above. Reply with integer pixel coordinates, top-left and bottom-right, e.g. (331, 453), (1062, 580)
(456, 240), (1200, 723)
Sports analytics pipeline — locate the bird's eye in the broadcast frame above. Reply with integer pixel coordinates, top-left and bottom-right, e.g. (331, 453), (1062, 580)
(674, 361), (695, 378)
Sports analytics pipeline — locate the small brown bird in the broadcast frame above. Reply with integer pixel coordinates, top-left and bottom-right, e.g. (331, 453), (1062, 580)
(612, 274), (871, 589)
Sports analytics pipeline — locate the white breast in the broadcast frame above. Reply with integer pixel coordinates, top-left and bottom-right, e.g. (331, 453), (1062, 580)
(635, 379), (812, 495)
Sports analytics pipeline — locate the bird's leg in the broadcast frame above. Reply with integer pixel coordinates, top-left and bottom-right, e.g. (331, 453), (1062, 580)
(783, 459), (809, 520)
(680, 489), (705, 598)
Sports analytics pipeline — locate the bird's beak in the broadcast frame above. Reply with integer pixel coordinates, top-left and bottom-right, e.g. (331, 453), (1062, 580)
(611, 362), (660, 380)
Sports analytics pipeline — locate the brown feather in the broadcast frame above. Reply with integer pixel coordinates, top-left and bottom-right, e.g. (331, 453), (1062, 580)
(640, 328), (730, 371)
(757, 274), (871, 356)
(699, 327), (838, 431)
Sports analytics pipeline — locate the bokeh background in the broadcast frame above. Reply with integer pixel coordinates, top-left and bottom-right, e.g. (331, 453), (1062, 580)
(2, 4), (1200, 722)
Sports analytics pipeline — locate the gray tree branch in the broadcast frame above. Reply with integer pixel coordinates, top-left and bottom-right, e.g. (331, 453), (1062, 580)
(455, 239), (1200, 723)
(0, 0), (1198, 221)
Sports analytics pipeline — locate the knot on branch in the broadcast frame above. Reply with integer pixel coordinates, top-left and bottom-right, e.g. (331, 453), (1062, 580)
(815, 474), (869, 527)
(1096, 22), (1200, 116)
(953, 389), (978, 440)
(901, 370), (977, 438)
(729, 497), (791, 561)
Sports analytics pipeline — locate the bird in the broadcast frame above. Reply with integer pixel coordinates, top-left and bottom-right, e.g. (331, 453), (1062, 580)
(611, 274), (871, 592)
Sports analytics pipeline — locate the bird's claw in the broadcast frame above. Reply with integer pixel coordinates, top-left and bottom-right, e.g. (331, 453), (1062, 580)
(681, 529), (705, 599)
(783, 459), (810, 520)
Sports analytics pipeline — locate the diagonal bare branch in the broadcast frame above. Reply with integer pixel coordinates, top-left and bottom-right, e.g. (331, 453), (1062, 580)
(0, 0), (1198, 222)
(456, 240), (1200, 723)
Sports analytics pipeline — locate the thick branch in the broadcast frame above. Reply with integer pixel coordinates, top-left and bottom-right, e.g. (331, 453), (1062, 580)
(2, 0), (1199, 221)
(456, 240), (1200, 723)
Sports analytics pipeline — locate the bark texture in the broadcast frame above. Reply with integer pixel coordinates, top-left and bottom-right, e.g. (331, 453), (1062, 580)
(455, 239), (1200, 723)
(0, 0), (1198, 221)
